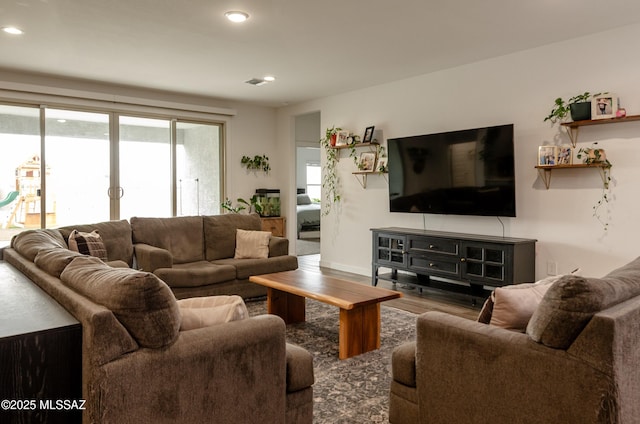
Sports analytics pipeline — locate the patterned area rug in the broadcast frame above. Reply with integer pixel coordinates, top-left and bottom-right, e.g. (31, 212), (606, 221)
(246, 298), (417, 423)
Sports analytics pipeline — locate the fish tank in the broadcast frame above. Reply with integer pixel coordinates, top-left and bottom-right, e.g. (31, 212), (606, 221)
(254, 188), (280, 217)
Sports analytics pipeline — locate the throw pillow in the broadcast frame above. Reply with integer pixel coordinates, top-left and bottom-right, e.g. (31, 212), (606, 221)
(234, 229), (271, 259)
(297, 193), (312, 205)
(177, 295), (248, 331)
(68, 229), (108, 261)
(477, 274), (564, 330)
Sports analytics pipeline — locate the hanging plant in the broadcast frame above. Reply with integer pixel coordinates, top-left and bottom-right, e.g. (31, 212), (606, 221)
(241, 155), (271, 174)
(576, 142), (612, 230)
(320, 126), (341, 216)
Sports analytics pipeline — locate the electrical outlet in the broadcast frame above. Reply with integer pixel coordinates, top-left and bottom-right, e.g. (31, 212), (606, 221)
(547, 261), (558, 276)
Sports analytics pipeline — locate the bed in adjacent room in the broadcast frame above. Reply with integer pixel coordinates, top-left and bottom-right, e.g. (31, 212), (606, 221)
(296, 193), (320, 238)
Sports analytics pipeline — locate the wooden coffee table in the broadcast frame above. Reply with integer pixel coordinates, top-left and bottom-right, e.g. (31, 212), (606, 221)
(249, 270), (402, 359)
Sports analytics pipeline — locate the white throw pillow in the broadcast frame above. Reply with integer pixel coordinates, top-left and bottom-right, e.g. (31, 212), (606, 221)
(177, 295), (248, 331)
(234, 229), (271, 259)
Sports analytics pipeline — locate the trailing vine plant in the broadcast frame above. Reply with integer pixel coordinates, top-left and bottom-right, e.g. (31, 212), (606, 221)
(576, 142), (612, 230)
(241, 154), (271, 174)
(320, 126), (341, 216)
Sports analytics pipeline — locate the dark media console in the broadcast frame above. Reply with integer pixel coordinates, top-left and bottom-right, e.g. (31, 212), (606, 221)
(371, 227), (536, 303)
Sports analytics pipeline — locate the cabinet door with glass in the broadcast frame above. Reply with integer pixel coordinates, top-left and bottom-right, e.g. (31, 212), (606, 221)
(460, 242), (510, 286)
(374, 233), (407, 268)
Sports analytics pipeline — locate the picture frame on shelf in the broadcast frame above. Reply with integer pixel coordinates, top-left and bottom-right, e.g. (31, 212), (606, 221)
(592, 93), (618, 120)
(363, 126), (375, 143)
(336, 130), (350, 146)
(538, 146), (557, 166)
(557, 145), (572, 165)
(358, 152), (377, 172)
(377, 156), (388, 172)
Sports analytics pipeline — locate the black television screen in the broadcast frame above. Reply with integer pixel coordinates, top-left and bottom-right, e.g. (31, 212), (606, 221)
(387, 124), (516, 217)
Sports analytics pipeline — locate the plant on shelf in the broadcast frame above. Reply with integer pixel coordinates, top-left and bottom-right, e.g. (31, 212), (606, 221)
(221, 197), (263, 215)
(544, 92), (605, 123)
(576, 142), (612, 230)
(241, 154), (271, 174)
(320, 126), (342, 215)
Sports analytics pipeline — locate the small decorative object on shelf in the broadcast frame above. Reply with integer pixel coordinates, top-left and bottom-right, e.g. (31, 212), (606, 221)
(377, 156), (388, 172)
(544, 92), (605, 124)
(336, 130), (350, 146)
(241, 154), (271, 174)
(538, 145), (557, 166)
(358, 152), (376, 172)
(616, 108), (627, 118)
(557, 145), (572, 165)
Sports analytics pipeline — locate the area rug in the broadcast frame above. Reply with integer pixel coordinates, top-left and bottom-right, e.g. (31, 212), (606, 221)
(246, 298), (417, 423)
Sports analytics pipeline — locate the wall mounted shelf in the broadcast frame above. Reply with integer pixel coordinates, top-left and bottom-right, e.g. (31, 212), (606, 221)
(534, 163), (611, 189)
(352, 171), (388, 188)
(329, 142), (379, 161)
(560, 114), (640, 147)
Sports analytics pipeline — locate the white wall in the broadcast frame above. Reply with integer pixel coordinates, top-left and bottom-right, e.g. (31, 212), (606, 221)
(277, 23), (640, 279)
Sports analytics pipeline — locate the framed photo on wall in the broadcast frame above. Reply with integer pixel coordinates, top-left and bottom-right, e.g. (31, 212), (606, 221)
(538, 146), (557, 166)
(336, 130), (350, 146)
(358, 152), (376, 172)
(363, 126), (375, 143)
(557, 145), (572, 165)
(592, 93), (618, 120)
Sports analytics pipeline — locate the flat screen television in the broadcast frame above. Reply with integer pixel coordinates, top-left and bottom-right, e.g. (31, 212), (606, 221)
(387, 124), (516, 217)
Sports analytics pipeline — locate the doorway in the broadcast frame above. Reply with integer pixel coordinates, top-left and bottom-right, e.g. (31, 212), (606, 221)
(294, 112), (321, 256)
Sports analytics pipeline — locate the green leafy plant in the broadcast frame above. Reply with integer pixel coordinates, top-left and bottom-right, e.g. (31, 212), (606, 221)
(320, 126), (342, 216)
(221, 196), (263, 215)
(241, 155), (271, 174)
(544, 92), (604, 123)
(576, 142), (612, 230)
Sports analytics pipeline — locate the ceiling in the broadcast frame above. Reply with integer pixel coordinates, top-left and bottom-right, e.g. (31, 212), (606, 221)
(2, 0), (640, 107)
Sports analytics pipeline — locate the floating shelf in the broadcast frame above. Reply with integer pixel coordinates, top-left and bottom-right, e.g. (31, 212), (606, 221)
(560, 114), (640, 147)
(352, 171), (388, 188)
(534, 163), (611, 189)
(329, 142), (379, 161)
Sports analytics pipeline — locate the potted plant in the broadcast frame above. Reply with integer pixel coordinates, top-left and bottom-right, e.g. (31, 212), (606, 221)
(241, 155), (271, 174)
(221, 197), (264, 215)
(320, 126), (342, 215)
(544, 92), (604, 123)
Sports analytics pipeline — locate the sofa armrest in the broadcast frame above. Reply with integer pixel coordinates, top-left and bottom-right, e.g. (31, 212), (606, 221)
(415, 311), (616, 424)
(269, 236), (289, 257)
(134, 243), (172, 272)
(93, 315), (288, 424)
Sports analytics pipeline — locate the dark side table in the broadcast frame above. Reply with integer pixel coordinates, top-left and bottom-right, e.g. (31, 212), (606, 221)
(0, 261), (82, 424)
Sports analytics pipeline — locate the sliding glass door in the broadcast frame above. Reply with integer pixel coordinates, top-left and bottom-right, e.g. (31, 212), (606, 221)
(0, 102), (224, 242)
(44, 109), (111, 227)
(176, 121), (222, 216)
(119, 116), (172, 219)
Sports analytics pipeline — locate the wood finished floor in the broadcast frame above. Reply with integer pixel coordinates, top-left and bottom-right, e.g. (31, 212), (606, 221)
(297, 254), (481, 320)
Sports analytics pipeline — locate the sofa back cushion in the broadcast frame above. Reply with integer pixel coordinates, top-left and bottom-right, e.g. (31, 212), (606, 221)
(58, 220), (134, 267)
(60, 256), (181, 348)
(131, 216), (204, 264)
(204, 213), (262, 260)
(11, 229), (67, 261)
(34, 248), (83, 278)
(527, 256), (640, 349)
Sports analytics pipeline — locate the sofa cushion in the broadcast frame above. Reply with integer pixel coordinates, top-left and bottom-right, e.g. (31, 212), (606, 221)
(212, 255), (299, 280)
(11, 229), (67, 261)
(204, 213), (262, 260)
(58, 220), (134, 267)
(60, 255), (181, 348)
(34, 248), (83, 278)
(131, 216), (204, 264)
(68, 230), (108, 261)
(234, 229), (271, 259)
(392, 341), (417, 388)
(527, 256), (640, 349)
(177, 295), (248, 331)
(154, 261), (237, 288)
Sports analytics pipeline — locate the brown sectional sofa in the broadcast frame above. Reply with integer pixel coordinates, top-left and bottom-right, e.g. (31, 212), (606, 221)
(131, 213), (298, 299)
(4, 215), (313, 424)
(389, 257), (640, 424)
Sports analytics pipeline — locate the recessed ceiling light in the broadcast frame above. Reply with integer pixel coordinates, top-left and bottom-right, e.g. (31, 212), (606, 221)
(263, 76), (276, 82)
(2, 26), (24, 35)
(225, 11), (249, 23)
